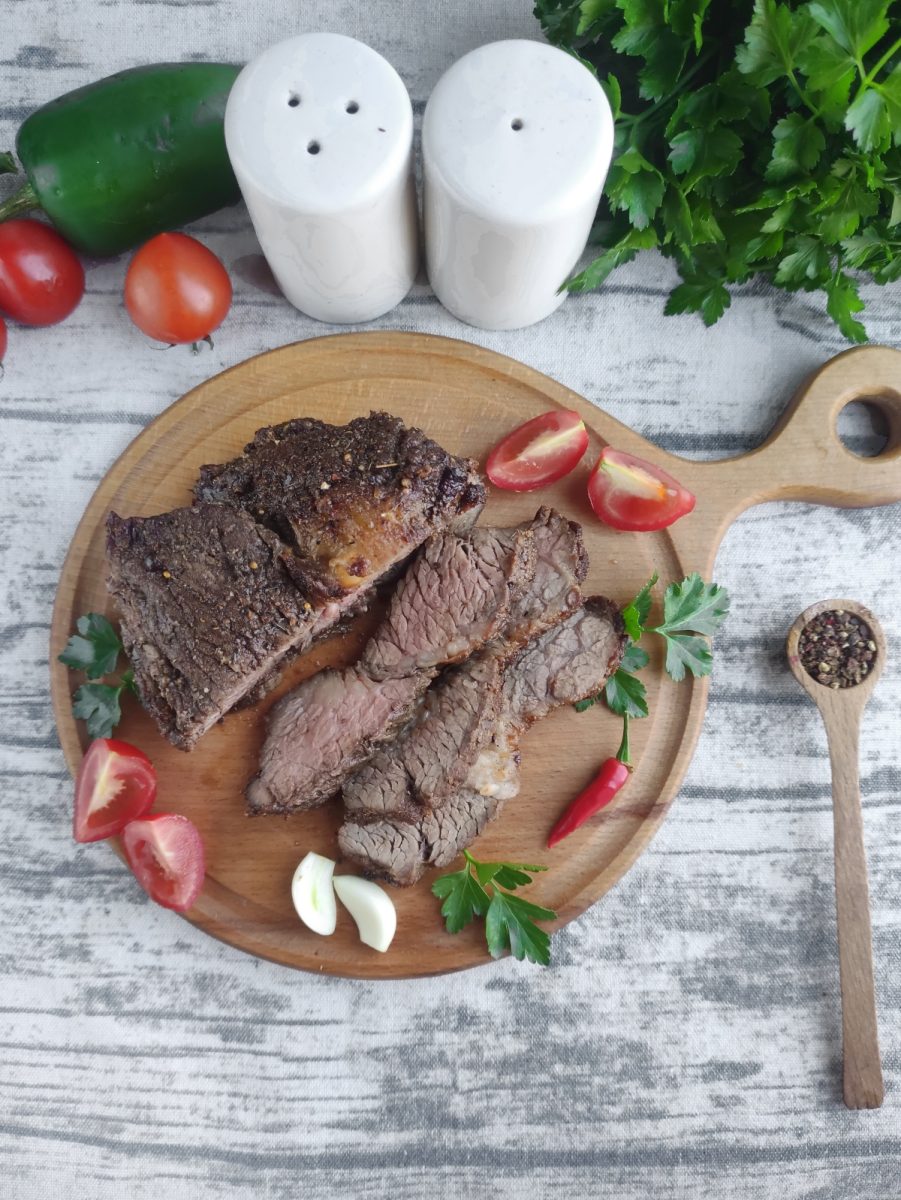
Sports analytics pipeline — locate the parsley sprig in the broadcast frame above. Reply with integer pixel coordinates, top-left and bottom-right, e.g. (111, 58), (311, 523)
(432, 851), (557, 967)
(536, 0), (901, 341)
(577, 573), (730, 753)
(59, 613), (135, 739)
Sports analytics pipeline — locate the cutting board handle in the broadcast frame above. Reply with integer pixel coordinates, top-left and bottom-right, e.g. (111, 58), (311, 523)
(667, 345), (901, 576)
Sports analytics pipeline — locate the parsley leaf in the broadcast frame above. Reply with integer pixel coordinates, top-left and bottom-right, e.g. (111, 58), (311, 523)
(72, 681), (128, 740)
(605, 667), (649, 719)
(58, 613), (122, 679)
(431, 861), (490, 933)
(432, 852), (556, 966)
(59, 611), (134, 737)
(650, 574), (731, 681)
(656, 573), (731, 636)
(622, 572), (658, 641)
(485, 890), (556, 965)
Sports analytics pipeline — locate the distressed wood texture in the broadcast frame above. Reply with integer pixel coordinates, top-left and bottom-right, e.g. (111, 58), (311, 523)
(2, 3), (901, 1198)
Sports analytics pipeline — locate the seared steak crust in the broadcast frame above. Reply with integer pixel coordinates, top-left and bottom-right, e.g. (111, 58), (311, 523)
(106, 504), (323, 751)
(195, 411), (485, 595)
(107, 413), (485, 751)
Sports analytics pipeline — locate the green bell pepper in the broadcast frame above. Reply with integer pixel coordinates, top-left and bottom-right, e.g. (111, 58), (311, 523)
(0, 62), (242, 256)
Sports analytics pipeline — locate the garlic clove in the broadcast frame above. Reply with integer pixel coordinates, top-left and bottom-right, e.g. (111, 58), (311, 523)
(291, 851), (337, 936)
(333, 874), (397, 953)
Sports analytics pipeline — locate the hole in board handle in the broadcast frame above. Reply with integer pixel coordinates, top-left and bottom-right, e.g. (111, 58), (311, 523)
(836, 399), (894, 459)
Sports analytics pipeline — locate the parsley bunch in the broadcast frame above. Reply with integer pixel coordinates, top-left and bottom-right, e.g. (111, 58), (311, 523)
(577, 572), (731, 741)
(59, 613), (136, 738)
(432, 851), (557, 966)
(535, 0), (901, 340)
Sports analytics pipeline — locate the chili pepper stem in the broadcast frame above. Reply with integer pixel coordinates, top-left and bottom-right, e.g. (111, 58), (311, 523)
(0, 181), (39, 222)
(615, 713), (632, 768)
(0, 152), (17, 175)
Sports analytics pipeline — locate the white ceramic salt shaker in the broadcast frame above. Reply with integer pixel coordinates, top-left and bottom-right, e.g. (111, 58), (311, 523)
(422, 39), (614, 331)
(225, 33), (418, 324)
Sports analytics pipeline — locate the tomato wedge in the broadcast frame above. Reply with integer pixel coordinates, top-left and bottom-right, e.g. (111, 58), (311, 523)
(121, 813), (205, 911)
(73, 738), (157, 843)
(486, 409), (589, 492)
(588, 447), (696, 532)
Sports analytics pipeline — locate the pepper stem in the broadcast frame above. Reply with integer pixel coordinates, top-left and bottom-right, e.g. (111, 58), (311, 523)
(0, 152), (16, 175)
(615, 713), (632, 767)
(0, 181), (39, 222)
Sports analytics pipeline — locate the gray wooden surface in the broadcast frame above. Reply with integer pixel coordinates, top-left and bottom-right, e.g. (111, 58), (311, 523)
(2, 3), (900, 1197)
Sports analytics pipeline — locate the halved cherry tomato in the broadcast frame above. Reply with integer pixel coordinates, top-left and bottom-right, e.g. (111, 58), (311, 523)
(121, 813), (205, 912)
(73, 738), (157, 844)
(0, 219), (85, 326)
(486, 409), (589, 492)
(588, 447), (696, 532)
(124, 232), (232, 345)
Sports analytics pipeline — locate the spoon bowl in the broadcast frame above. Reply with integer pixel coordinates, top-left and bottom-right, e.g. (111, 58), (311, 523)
(786, 598), (886, 1110)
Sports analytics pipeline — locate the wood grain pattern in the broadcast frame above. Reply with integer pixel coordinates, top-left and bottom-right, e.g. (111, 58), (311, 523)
(787, 599), (887, 1109)
(4, 2), (901, 1194)
(49, 336), (901, 978)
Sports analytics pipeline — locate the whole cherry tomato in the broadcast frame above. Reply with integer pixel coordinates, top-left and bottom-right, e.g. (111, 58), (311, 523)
(0, 219), (85, 326)
(124, 232), (232, 345)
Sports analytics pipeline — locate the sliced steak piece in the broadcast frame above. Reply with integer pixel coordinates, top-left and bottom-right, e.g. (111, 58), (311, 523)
(343, 654), (505, 817)
(195, 411), (485, 596)
(504, 506), (588, 641)
(246, 505), (585, 814)
(246, 669), (431, 815)
(360, 524), (535, 680)
(338, 597), (627, 885)
(106, 504), (327, 751)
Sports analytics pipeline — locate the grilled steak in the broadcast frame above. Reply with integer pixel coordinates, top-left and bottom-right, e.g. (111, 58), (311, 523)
(107, 413), (484, 750)
(246, 669), (431, 815)
(195, 411), (485, 596)
(338, 597), (627, 885)
(246, 507), (586, 814)
(106, 504), (326, 751)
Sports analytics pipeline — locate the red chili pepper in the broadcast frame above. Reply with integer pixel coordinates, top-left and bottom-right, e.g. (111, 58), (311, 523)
(547, 714), (632, 848)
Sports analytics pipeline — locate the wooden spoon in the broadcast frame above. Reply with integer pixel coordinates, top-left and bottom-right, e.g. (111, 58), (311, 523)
(786, 599), (886, 1109)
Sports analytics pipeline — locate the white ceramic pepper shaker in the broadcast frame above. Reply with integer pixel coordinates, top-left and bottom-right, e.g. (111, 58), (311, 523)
(422, 39), (614, 331)
(225, 33), (418, 324)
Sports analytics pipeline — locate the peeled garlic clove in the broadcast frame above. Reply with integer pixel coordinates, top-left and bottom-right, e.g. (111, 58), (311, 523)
(291, 852), (337, 936)
(333, 875), (397, 953)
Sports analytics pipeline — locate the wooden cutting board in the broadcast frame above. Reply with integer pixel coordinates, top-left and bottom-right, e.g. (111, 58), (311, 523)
(49, 334), (901, 978)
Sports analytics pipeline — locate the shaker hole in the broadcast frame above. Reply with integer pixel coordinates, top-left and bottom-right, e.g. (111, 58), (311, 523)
(346, 100), (360, 114)
(511, 118), (524, 131)
(307, 140), (321, 155)
(287, 93), (301, 108)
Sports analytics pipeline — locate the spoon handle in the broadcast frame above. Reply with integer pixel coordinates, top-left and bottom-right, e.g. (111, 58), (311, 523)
(824, 711), (884, 1109)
